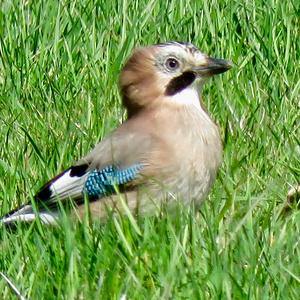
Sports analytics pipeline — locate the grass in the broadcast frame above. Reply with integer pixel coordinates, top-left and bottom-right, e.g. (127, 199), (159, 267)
(0, 0), (299, 298)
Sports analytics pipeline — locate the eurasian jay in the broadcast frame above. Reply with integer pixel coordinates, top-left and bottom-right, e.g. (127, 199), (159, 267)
(1, 42), (232, 225)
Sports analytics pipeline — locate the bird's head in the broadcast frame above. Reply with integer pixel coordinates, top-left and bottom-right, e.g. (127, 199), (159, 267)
(120, 42), (232, 117)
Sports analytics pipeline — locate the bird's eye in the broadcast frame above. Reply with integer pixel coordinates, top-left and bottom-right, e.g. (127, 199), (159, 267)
(165, 58), (179, 71)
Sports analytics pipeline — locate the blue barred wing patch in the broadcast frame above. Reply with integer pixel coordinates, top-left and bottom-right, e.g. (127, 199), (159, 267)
(83, 164), (143, 199)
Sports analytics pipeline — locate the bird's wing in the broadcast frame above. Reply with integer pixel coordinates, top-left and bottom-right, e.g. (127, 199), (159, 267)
(1, 123), (157, 224)
(36, 126), (154, 207)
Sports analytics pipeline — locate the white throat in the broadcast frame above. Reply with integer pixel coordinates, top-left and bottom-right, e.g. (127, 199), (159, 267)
(170, 81), (202, 110)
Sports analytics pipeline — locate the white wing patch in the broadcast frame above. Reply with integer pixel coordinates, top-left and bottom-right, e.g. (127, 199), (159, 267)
(49, 169), (89, 200)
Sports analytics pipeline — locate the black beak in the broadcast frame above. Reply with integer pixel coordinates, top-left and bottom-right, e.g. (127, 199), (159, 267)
(193, 57), (232, 77)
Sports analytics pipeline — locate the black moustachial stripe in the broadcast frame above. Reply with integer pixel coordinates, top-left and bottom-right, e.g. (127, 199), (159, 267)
(165, 72), (196, 96)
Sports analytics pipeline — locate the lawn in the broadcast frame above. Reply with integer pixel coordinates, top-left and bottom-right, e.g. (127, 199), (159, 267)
(0, 0), (299, 299)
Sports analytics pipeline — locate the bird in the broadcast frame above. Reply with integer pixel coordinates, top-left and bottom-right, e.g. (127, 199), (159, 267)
(1, 41), (232, 225)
